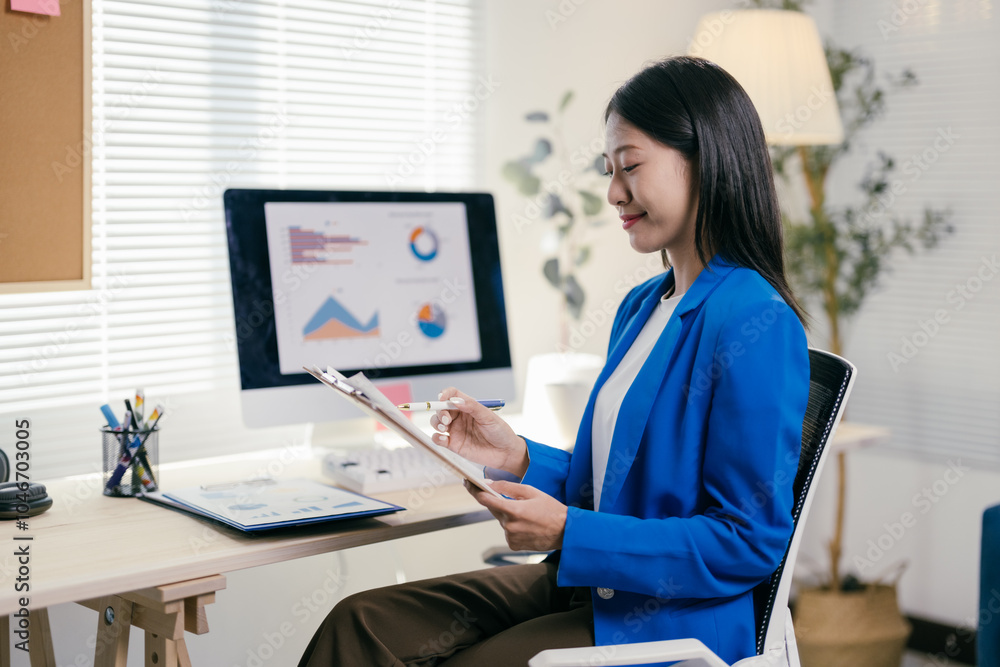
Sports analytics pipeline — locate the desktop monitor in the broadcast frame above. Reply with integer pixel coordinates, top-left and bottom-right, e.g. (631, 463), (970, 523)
(223, 189), (515, 428)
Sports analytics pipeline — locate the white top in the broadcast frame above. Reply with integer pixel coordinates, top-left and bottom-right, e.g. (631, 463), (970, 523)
(591, 291), (683, 510)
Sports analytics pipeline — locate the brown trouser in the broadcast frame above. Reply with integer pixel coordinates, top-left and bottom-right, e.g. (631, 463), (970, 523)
(297, 562), (594, 666)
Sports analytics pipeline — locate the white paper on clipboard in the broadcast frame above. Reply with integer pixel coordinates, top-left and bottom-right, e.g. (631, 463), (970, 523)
(303, 366), (504, 499)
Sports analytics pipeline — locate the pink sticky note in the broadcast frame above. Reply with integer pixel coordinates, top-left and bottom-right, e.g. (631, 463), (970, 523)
(375, 382), (413, 430)
(11, 0), (61, 16)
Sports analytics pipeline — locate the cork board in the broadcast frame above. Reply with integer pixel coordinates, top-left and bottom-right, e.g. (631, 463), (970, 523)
(0, 0), (91, 292)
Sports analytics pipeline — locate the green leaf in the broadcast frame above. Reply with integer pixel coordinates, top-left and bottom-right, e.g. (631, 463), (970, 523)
(579, 190), (603, 216)
(575, 246), (591, 267)
(530, 138), (553, 163)
(543, 258), (560, 288)
(500, 160), (527, 183)
(563, 275), (585, 319)
(500, 160), (541, 197)
(558, 90), (574, 113)
(543, 193), (568, 219)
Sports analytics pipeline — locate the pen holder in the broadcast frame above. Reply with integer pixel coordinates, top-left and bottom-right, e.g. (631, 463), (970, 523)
(101, 426), (159, 497)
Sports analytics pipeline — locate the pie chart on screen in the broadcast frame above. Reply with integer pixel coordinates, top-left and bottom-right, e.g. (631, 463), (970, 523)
(409, 226), (439, 261)
(417, 303), (447, 338)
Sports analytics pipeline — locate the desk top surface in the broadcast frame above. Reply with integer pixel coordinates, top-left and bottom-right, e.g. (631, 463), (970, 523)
(0, 456), (491, 614)
(0, 423), (885, 614)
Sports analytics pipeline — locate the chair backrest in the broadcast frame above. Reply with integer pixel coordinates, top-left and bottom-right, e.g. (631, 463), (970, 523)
(752, 348), (857, 655)
(980, 504), (1000, 667)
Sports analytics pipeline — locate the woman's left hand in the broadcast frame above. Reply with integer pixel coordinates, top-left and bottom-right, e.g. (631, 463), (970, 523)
(467, 480), (568, 552)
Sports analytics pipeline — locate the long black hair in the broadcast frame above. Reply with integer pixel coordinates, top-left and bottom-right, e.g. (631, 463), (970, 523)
(605, 56), (808, 326)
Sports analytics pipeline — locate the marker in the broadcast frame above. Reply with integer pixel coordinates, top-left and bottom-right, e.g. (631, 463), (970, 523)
(103, 410), (156, 492)
(397, 399), (505, 412)
(134, 388), (145, 423)
(124, 399), (139, 429)
(100, 403), (160, 493)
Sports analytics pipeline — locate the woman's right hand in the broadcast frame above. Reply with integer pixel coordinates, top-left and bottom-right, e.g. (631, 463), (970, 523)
(430, 387), (529, 478)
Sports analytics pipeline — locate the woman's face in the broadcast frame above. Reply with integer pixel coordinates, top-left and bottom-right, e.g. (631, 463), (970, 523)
(603, 112), (698, 258)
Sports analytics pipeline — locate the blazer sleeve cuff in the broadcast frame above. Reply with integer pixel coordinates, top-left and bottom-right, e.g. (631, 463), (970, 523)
(520, 437), (571, 500)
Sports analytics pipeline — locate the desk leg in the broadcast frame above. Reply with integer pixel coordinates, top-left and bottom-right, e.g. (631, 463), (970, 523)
(92, 596), (134, 667)
(2, 610), (56, 667)
(80, 575), (224, 667)
(2, 615), (9, 667)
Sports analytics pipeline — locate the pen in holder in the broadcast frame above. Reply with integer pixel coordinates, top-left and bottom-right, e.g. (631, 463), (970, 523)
(101, 425), (159, 497)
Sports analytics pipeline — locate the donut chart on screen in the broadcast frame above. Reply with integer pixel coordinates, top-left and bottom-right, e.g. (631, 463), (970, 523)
(417, 303), (447, 338)
(409, 226), (439, 261)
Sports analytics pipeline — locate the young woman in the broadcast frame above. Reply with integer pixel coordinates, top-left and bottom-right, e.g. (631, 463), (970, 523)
(299, 56), (810, 667)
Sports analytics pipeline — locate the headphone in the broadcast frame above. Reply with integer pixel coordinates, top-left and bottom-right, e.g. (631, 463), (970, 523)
(0, 450), (53, 520)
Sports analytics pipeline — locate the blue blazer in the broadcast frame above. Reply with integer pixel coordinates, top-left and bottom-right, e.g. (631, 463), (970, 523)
(521, 255), (810, 663)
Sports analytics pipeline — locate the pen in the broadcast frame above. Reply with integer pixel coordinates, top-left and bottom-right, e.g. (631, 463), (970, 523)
(125, 398), (157, 487)
(125, 399), (139, 429)
(100, 403), (158, 492)
(104, 411), (156, 492)
(397, 400), (505, 412)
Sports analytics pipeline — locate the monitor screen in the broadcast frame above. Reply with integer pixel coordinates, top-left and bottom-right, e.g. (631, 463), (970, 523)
(224, 189), (514, 428)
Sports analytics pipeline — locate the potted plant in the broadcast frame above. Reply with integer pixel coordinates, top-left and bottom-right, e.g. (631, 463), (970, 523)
(500, 90), (609, 347)
(755, 1), (954, 664)
(501, 91), (609, 446)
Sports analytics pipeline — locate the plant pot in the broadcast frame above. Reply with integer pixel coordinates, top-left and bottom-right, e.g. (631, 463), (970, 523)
(794, 584), (911, 667)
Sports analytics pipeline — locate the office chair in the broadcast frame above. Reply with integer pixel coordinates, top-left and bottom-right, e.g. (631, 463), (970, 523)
(529, 348), (857, 667)
(981, 503), (1000, 667)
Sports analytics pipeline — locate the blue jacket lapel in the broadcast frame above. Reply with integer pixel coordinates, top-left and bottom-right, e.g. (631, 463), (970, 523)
(597, 255), (736, 512)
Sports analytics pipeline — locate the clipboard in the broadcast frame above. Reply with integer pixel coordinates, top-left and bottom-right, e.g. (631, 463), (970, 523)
(303, 366), (504, 499)
(139, 478), (403, 532)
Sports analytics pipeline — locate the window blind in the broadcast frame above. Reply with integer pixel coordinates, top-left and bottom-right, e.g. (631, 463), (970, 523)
(0, 0), (483, 478)
(823, 0), (1000, 465)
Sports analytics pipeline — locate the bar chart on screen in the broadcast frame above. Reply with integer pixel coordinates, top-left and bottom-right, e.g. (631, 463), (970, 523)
(262, 200), (483, 375)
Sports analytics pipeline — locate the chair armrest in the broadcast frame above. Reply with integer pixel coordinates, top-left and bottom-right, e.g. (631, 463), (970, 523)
(529, 637), (730, 667)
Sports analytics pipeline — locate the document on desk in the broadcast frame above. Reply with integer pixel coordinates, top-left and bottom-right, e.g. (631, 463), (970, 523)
(304, 366), (504, 499)
(139, 478), (403, 532)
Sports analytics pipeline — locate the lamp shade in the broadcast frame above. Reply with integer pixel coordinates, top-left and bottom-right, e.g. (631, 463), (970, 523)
(689, 9), (844, 146)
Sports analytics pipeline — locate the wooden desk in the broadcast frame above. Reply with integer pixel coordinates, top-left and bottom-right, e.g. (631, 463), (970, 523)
(0, 457), (491, 666)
